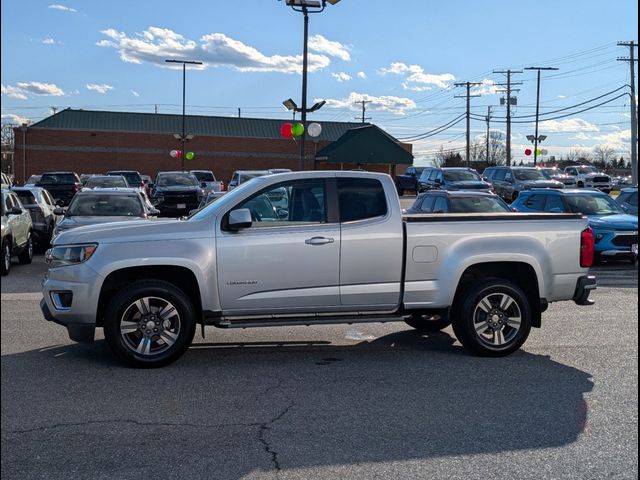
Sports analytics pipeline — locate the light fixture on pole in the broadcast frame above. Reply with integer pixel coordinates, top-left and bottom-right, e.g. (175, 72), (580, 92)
(165, 58), (203, 171)
(525, 66), (558, 166)
(281, 0), (340, 170)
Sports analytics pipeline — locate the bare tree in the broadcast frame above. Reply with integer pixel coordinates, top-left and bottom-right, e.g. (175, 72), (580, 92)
(593, 145), (616, 167)
(1, 124), (16, 174)
(486, 131), (506, 166)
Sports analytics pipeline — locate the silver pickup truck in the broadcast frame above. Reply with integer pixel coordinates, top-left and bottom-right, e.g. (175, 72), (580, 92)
(41, 171), (597, 367)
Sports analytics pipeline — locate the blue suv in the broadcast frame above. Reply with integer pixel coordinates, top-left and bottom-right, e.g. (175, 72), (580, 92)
(512, 189), (638, 264)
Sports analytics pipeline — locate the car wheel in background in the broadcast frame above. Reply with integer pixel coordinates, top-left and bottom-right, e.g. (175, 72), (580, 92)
(577, 182), (584, 188)
(405, 314), (451, 332)
(17, 233), (33, 265)
(103, 280), (197, 368)
(1, 241), (10, 276)
(452, 278), (532, 357)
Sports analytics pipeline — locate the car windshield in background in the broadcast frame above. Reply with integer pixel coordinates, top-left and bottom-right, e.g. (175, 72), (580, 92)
(540, 168), (559, 176)
(239, 172), (269, 184)
(109, 172), (142, 185)
(25, 175), (41, 184)
(565, 195), (623, 216)
(192, 172), (215, 182)
(576, 166), (598, 174)
(66, 194), (143, 217)
(449, 196), (511, 213)
(14, 191), (36, 205)
(443, 170), (481, 182)
(156, 173), (198, 187)
(39, 174), (77, 184)
(85, 177), (128, 188)
(513, 169), (550, 181)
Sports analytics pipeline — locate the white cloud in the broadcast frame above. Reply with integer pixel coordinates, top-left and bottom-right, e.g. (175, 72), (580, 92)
(557, 95), (566, 99)
(42, 37), (56, 45)
(48, 4), (77, 12)
(573, 132), (591, 140)
(2, 82), (65, 99)
(331, 72), (351, 82)
(538, 118), (599, 133)
(380, 62), (455, 90)
(98, 27), (334, 74)
(308, 34), (350, 61)
(131, 90), (140, 97)
(86, 83), (113, 94)
(323, 91), (416, 115)
(1, 113), (31, 125)
(592, 129), (631, 150)
(357, 71), (366, 79)
(470, 79), (500, 96)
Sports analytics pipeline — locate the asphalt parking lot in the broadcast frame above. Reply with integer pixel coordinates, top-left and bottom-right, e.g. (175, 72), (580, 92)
(1, 254), (637, 480)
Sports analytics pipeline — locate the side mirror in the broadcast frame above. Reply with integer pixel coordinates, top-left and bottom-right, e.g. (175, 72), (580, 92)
(10, 206), (22, 215)
(434, 178), (443, 185)
(53, 207), (65, 215)
(227, 208), (252, 230)
(277, 209), (289, 220)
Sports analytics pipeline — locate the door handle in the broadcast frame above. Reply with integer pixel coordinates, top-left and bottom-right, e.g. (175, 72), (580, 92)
(305, 236), (334, 245)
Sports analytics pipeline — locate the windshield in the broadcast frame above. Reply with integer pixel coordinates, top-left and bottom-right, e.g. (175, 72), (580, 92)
(189, 175), (269, 220)
(39, 173), (78, 184)
(443, 170), (481, 182)
(192, 171), (216, 182)
(66, 194), (143, 217)
(109, 171), (142, 185)
(540, 168), (559, 176)
(156, 173), (198, 187)
(85, 176), (128, 188)
(576, 166), (598, 174)
(513, 169), (550, 181)
(449, 196), (511, 213)
(565, 194), (623, 215)
(14, 191), (36, 205)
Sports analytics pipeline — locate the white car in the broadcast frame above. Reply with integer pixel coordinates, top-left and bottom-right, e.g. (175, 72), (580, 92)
(564, 165), (611, 193)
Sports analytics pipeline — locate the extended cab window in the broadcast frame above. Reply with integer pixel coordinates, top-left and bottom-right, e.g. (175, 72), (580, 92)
(338, 178), (387, 222)
(235, 179), (325, 227)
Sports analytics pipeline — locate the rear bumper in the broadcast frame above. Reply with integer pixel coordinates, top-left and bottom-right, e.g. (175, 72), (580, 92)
(573, 275), (597, 306)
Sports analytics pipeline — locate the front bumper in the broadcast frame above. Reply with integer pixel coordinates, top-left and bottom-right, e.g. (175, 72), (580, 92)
(573, 275), (597, 306)
(41, 298), (95, 343)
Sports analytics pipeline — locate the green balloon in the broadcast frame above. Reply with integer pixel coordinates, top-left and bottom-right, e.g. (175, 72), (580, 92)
(291, 122), (304, 137)
(185, 151), (195, 160)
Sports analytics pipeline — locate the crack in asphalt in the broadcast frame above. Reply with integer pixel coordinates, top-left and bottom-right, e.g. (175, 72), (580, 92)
(256, 399), (295, 475)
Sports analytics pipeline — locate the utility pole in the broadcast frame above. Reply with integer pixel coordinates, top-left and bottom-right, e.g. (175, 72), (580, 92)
(485, 106), (492, 165)
(454, 81), (482, 166)
(50, 106), (58, 115)
(154, 105), (158, 114)
(618, 41), (638, 186)
(525, 66), (559, 166)
(494, 69), (522, 165)
(238, 108), (241, 118)
(354, 100), (372, 123)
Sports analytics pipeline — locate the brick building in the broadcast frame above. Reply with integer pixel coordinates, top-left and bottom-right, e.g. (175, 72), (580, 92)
(13, 109), (413, 184)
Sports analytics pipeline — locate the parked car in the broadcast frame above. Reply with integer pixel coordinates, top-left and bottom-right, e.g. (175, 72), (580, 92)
(1, 189), (34, 275)
(616, 187), (638, 216)
(10, 186), (61, 251)
(563, 165), (612, 193)
(82, 175), (129, 189)
(150, 171), (204, 217)
(538, 167), (577, 188)
(140, 174), (153, 198)
(53, 189), (155, 237)
(79, 173), (101, 184)
(227, 170), (271, 191)
(406, 190), (511, 214)
(1, 172), (12, 188)
(395, 166), (426, 195)
(189, 170), (224, 194)
(41, 171), (597, 367)
(107, 170), (144, 190)
(512, 189), (638, 264)
(23, 174), (41, 187)
(483, 166), (563, 202)
(417, 167), (492, 193)
(35, 171), (82, 206)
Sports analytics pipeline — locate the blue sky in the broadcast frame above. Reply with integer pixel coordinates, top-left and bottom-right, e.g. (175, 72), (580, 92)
(1, 0), (638, 165)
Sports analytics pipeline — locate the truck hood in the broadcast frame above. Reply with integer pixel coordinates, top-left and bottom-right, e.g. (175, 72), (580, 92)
(52, 217), (212, 245)
(588, 213), (638, 230)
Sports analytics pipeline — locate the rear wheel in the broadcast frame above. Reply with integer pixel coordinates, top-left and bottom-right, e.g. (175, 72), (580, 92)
(405, 314), (451, 332)
(1, 241), (11, 276)
(17, 233), (33, 264)
(103, 280), (197, 368)
(452, 279), (532, 357)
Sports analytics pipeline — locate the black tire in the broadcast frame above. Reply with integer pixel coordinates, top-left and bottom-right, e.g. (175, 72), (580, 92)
(577, 182), (584, 188)
(103, 280), (197, 368)
(397, 187), (405, 196)
(511, 191), (519, 203)
(17, 233), (33, 265)
(0, 240), (11, 276)
(405, 314), (451, 332)
(451, 278), (532, 357)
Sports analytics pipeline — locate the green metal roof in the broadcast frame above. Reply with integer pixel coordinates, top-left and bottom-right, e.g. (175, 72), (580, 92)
(316, 124), (413, 165)
(30, 108), (366, 142)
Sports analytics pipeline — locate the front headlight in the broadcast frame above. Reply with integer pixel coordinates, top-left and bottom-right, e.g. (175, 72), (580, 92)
(45, 243), (98, 268)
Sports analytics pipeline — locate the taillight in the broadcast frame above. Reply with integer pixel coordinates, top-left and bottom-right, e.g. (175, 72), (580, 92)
(73, 183), (81, 192)
(580, 227), (594, 268)
(140, 181), (145, 188)
(220, 181), (225, 191)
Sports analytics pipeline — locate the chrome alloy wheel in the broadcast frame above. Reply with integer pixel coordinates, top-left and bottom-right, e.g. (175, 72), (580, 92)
(119, 297), (181, 356)
(472, 293), (522, 347)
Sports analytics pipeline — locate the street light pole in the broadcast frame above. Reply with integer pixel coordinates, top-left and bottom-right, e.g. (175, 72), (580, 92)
(299, 7), (309, 171)
(525, 66), (558, 166)
(165, 59), (203, 171)
(20, 123), (27, 183)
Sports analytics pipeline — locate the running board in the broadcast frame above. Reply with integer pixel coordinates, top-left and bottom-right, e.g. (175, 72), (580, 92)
(212, 315), (408, 329)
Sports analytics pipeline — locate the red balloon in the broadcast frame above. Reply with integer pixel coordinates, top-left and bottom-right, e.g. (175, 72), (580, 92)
(176, 150), (182, 158)
(280, 123), (293, 139)
(524, 148), (532, 156)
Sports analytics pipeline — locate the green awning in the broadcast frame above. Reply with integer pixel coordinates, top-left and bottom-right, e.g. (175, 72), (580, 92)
(315, 124), (413, 165)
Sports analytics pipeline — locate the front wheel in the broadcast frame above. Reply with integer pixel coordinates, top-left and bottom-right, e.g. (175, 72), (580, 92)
(17, 233), (33, 264)
(103, 280), (197, 368)
(452, 279), (532, 357)
(1, 241), (11, 276)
